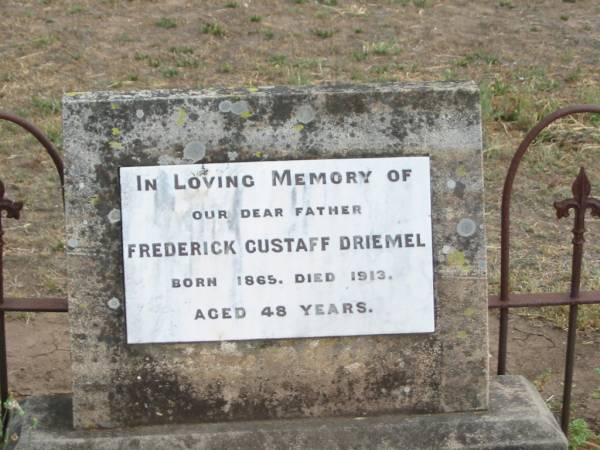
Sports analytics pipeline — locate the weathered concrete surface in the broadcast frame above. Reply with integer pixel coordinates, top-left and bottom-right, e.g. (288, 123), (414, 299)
(10, 376), (567, 450)
(63, 82), (488, 428)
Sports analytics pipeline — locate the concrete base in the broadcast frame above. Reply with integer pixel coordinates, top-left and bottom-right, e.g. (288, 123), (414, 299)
(9, 376), (566, 450)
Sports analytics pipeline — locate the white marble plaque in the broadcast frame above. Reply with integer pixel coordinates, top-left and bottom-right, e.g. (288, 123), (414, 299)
(120, 157), (434, 344)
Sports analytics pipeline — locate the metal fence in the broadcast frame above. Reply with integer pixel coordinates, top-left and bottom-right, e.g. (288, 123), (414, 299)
(487, 105), (600, 434)
(1, 106), (599, 436)
(0, 113), (68, 430)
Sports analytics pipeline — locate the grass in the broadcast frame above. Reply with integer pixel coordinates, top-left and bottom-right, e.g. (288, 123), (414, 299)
(371, 41), (401, 56)
(268, 54), (287, 66)
(155, 17), (177, 29)
(569, 418), (599, 449)
(202, 22), (226, 37)
(68, 4), (85, 14)
(31, 34), (57, 48)
(169, 46), (194, 55)
(161, 68), (179, 78)
(218, 62), (233, 73)
(391, 0), (429, 5)
(312, 28), (335, 39)
(455, 50), (500, 67)
(30, 97), (60, 115)
(262, 28), (274, 40)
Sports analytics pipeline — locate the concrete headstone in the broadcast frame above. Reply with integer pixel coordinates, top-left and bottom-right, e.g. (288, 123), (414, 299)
(63, 82), (488, 429)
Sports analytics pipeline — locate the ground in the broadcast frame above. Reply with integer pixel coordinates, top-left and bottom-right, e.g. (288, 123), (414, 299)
(0, 0), (599, 443)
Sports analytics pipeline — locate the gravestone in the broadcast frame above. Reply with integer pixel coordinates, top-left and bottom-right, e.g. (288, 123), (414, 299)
(12, 82), (566, 449)
(65, 82), (487, 427)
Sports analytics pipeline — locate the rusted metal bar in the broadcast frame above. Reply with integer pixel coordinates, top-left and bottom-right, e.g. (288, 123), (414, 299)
(0, 112), (64, 188)
(553, 167), (600, 432)
(489, 291), (600, 308)
(0, 297), (68, 313)
(562, 305), (578, 432)
(497, 104), (600, 436)
(0, 112), (65, 431)
(0, 180), (24, 428)
(498, 104), (600, 376)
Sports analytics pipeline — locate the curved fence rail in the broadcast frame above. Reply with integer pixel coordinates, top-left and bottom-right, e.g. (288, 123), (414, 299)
(0, 112), (68, 430)
(491, 104), (600, 434)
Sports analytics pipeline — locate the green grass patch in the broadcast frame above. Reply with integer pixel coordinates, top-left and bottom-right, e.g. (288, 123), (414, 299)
(161, 68), (179, 78)
(498, 0), (514, 8)
(312, 28), (335, 39)
(268, 54), (287, 66)
(155, 17), (177, 29)
(169, 46), (194, 54)
(68, 4), (85, 14)
(202, 22), (226, 37)
(31, 97), (60, 115)
(262, 28), (274, 40)
(569, 418), (598, 449)
(455, 50), (500, 67)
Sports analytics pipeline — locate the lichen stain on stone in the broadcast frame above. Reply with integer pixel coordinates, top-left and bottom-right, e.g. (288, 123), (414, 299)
(456, 330), (468, 339)
(111, 357), (326, 426)
(230, 100), (251, 116)
(218, 100), (232, 113)
(447, 250), (470, 271)
(325, 94), (367, 116)
(176, 107), (188, 126)
(463, 307), (476, 318)
(456, 218), (477, 237)
(452, 89), (481, 126)
(88, 195), (100, 206)
(456, 164), (468, 178)
(269, 96), (297, 124)
(295, 104), (316, 124)
(453, 180), (466, 198)
(113, 358), (228, 427)
(107, 208), (121, 224)
(183, 141), (206, 161)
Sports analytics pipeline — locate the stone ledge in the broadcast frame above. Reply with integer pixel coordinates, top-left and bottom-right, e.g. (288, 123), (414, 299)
(10, 376), (566, 450)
